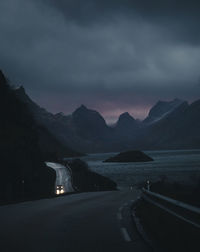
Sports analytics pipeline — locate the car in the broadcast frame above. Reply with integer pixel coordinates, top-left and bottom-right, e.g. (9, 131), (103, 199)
(56, 185), (64, 195)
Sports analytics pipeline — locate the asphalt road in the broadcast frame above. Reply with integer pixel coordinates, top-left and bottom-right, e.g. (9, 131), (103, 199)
(45, 162), (74, 193)
(0, 190), (150, 252)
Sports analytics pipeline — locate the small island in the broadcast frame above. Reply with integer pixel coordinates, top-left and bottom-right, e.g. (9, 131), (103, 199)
(103, 150), (154, 163)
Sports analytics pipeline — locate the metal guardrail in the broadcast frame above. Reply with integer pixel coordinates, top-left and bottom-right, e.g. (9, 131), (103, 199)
(142, 184), (200, 229)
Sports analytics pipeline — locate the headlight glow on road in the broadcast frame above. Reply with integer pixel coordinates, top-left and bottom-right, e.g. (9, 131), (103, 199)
(56, 185), (65, 195)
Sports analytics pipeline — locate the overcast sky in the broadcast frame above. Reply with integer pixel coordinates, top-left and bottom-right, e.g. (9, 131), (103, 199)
(0, 0), (200, 123)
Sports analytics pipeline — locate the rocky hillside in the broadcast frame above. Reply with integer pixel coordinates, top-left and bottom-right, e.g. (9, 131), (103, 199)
(65, 159), (117, 192)
(0, 70), (56, 203)
(16, 88), (118, 152)
(136, 100), (200, 150)
(15, 86), (83, 157)
(15, 84), (200, 152)
(143, 98), (187, 124)
(72, 105), (111, 140)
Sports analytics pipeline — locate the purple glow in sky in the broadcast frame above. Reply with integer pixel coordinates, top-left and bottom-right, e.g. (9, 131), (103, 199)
(0, 0), (200, 123)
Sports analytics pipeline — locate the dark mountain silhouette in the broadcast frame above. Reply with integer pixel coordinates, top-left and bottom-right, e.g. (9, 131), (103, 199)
(68, 105), (120, 152)
(135, 100), (200, 150)
(72, 105), (112, 140)
(113, 98), (200, 150)
(15, 86), (83, 156)
(16, 89), (118, 152)
(15, 85), (200, 152)
(0, 71), (56, 203)
(36, 125), (82, 160)
(114, 112), (140, 137)
(143, 98), (186, 124)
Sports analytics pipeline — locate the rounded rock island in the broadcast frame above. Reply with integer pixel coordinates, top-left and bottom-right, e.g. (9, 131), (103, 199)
(103, 150), (154, 163)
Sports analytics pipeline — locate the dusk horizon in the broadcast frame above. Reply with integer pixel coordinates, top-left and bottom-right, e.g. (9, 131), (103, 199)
(1, 0), (200, 125)
(0, 1), (200, 251)
(12, 85), (197, 124)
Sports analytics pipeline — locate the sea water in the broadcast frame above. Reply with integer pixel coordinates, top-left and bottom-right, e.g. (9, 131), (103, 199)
(82, 149), (200, 189)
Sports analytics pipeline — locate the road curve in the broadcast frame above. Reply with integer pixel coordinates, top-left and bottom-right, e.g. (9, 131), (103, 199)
(0, 190), (150, 252)
(46, 162), (74, 193)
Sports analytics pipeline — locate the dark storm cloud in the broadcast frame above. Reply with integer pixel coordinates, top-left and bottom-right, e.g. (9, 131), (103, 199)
(47, 0), (200, 44)
(0, 0), (200, 122)
(47, 0), (200, 21)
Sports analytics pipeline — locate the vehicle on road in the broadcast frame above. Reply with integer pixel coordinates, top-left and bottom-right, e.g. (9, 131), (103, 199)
(56, 185), (64, 195)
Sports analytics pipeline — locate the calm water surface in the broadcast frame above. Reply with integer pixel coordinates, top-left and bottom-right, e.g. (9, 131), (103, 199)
(82, 149), (200, 189)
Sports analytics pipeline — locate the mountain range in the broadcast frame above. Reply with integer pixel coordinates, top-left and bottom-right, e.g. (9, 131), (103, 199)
(1, 69), (199, 204)
(0, 70), (118, 203)
(15, 86), (200, 152)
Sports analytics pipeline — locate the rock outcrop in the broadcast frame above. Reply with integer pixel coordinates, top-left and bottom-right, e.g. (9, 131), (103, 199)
(66, 159), (117, 191)
(143, 98), (187, 124)
(0, 70), (56, 203)
(104, 150), (153, 163)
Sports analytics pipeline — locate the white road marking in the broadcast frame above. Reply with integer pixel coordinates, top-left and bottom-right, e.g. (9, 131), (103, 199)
(121, 227), (132, 242)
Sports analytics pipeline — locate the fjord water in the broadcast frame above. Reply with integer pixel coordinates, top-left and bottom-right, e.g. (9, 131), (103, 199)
(82, 149), (200, 189)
